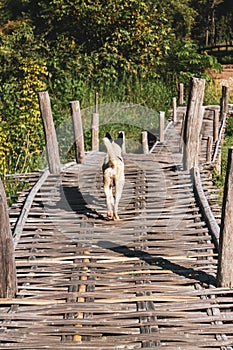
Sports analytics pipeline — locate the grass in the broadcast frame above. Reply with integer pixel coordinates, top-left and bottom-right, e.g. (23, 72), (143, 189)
(50, 77), (176, 162)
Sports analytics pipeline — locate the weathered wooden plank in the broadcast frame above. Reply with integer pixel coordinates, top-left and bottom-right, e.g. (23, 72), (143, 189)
(38, 91), (61, 174)
(183, 77), (206, 170)
(70, 100), (85, 163)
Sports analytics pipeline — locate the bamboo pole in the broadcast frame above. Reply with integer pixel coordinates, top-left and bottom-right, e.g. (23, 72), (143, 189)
(92, 92), (99, 151)
(179, 83), (184, 106)
(206, 136), (213, 163)
(213, 109), (219, 143)
(159, 111), (165, 143)
(222, 85), (229, 114)
(220, 86), (229, 120)
(0, 178), (17, 298)
(191, 167), (219, 250)
(95, 91), (99, 114)
(182, 77), (206, 171)
(172, 97), (177, 123)
(38, 91), (61, 174)
(74, 250), (90, 342)
(70, 100), (85, 164)
(141, 131), (149, 154)
(217, 147), (233, 288)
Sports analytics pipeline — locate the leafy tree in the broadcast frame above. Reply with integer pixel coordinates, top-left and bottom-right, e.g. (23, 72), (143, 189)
(163, 39), (220, 84)
(1, 0), (221, 81)
(216, 0), (233, 44)
(0, 0), (225, 180)
(162, 0), (197, 40)
(0, 21), (48, 174)
(6, 1), (172, 80)
(191, 0), (225, 46)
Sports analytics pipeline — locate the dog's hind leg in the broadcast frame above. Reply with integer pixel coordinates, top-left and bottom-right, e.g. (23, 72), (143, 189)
(114, 179), (124, 220)
(104, 179), (114, 220)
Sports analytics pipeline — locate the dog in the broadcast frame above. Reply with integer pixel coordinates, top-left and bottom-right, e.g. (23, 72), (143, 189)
(102, 132), (125, 220)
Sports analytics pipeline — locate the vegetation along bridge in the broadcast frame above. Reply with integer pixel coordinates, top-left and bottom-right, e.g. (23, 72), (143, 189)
(1, 78), (233, 349)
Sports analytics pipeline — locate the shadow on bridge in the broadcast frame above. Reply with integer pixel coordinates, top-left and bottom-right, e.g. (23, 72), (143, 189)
(62, 185), (108, 221)
(98, 240), (217, 286)
(44, 183), (108, 221)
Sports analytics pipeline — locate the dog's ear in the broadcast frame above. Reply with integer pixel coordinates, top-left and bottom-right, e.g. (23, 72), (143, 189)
(105, 132), (113, 141)
(116, 132), (124, 147)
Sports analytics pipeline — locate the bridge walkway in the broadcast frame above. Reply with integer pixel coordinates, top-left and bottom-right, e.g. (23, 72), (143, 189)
(0, 107), (233, 349)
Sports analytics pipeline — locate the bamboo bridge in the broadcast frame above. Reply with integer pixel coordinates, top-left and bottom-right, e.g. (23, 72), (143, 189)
(0, 78), (233, 349)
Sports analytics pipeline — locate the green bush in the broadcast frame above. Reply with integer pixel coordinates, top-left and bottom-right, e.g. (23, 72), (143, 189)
(0, 21), (47, 175)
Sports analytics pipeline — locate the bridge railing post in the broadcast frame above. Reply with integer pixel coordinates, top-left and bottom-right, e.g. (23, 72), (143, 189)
(92, 92), (99, 151)
(206, 136), (213, 163)
(179, 83), (184, 106)
(159, 111), (165, 143)
(220, 86), (229, 120)
(172, 98), (177, 123)
(213, 109), (219, 143)
(217, 146), (233, 288)
(0, 178), (17, 298)
(38, 91), (61, 174)
(182, 77), (206, 171)
(70, 100), (85, 164)
(141, 131), (149, 154)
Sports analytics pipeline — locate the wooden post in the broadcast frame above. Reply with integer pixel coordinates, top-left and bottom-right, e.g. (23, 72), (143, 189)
(95, 91), (99, 114)
(206, 136), (213, 163)
(141, 131), (149, 154)
(92, 92), (99, 151)
(179, 116), (185, 153)
(217, 147), (233, 287)
(0, 178), (17, 298)
(38, 91), (61, 174)
(172, 97), (177, 123)
(182, 77), (206, 171)
(179, 83), (184, 105)
(159, 111), (165, 143)
(219, 97), (223, 121)
(220, 86), (229, 120)
(222, 85), (229, 114)
(213, 109), (219, 143)
(70, 101), (85, 164)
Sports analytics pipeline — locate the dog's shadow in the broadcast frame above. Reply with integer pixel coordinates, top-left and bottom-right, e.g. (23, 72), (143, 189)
(58, 184), (108, 221)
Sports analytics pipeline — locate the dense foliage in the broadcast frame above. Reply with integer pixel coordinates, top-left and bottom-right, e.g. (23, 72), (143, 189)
(0, 0), (232, 177)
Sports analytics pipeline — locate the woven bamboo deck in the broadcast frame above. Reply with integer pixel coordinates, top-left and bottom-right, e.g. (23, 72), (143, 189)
(1, 107), (233, 349)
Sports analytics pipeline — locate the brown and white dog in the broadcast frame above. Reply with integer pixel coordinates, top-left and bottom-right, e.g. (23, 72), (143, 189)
(102, 132), (125, 220)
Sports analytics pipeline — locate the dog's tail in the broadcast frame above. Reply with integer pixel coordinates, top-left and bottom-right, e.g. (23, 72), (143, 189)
(103, 136), (123, 164)
(103, 137), (115, 159)
(103, 137), (115, 168)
